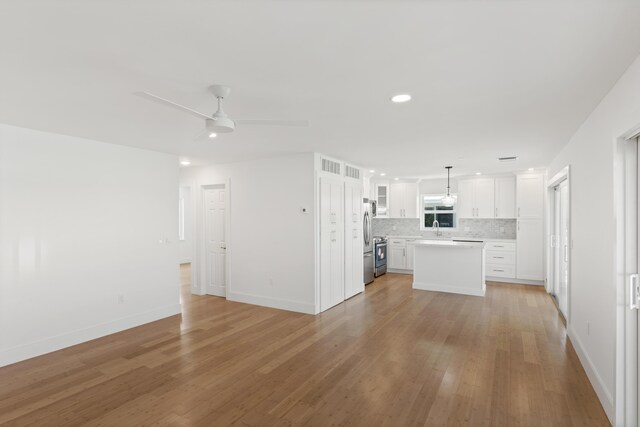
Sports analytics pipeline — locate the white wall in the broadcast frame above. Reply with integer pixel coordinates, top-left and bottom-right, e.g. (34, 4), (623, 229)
(419, 178), (458, 195)
(180, 153), (317, 314)
(0, 124), (181, 367)
(179, 185), (192, 263)
(547, 54), (640, 423)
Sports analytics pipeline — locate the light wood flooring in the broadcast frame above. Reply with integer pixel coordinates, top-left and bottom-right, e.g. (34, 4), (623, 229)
(0, 265), (609, 426)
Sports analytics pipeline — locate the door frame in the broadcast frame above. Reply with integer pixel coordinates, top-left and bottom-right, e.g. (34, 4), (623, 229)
(546, 166), (571, 322)
(615, 128), (640, 426)
(193, 180), (231, 297)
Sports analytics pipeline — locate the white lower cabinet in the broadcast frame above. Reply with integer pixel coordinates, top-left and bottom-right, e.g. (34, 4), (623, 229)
(485, 240), (516, 281)
(388, 238), (416, 272)
(389, 239), (406, 270)
(516, 219), (544, 281)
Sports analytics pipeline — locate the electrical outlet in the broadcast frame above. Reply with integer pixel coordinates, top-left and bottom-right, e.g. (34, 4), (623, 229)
(118, 294), (125, 304)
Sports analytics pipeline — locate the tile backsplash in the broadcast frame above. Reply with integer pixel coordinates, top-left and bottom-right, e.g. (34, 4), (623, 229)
(372, 218), (516, 240)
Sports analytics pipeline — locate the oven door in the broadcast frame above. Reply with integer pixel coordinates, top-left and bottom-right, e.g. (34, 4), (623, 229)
(375, 242), (387, 268)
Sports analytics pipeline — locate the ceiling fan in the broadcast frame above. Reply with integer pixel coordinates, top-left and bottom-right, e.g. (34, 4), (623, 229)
(138, 85), (309, 137)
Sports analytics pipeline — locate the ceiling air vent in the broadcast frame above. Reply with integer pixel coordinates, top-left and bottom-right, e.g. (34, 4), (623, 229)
(321, 158), (341, 175)
(498, 156), (519, 162)
(345, 165), (360, 180)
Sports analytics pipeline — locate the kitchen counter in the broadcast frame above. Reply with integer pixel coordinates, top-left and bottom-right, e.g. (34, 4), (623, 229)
(412, 240), (486, 297)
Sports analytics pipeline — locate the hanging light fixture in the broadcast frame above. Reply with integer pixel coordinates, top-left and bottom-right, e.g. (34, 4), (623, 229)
(442, 166), (455, 207)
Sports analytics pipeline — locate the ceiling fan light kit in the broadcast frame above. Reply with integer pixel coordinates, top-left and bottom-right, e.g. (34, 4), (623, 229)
(139, 84), (308, 139)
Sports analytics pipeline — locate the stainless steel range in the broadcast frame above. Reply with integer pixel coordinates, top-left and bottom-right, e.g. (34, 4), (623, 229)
(373, 236), (387, 277)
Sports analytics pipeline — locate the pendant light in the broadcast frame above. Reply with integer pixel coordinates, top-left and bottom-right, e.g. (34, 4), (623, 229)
(442, 166), (455, 207)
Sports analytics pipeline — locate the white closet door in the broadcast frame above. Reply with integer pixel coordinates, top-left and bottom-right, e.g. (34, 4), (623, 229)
(345, 181), (363, 299)
(320, 176), (344, 311)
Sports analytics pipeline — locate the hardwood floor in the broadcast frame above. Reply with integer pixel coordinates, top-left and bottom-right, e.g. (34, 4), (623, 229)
(0, 266), (609, 426)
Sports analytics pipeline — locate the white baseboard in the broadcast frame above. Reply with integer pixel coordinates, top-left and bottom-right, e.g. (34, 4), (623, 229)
(486, 277), (545, 286)
(227, 291), (315, 314)
(412, 281), (486, 297)
(387, 268), (412, 275)
(567, 325), (614, 424)
(0, 303), (182, 368)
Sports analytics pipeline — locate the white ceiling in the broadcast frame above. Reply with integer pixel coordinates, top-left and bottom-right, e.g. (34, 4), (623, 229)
(1, 1), (640, 178)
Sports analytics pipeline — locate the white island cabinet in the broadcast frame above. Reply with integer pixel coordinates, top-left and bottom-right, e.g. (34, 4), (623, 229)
(412, 240), (486, 297)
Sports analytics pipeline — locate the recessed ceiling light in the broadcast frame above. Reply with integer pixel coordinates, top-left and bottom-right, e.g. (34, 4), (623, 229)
(380, 172), (386, 176)
(476, 172), (482, 175)
(208, 132), (217, 138)
(180, 160), (191, 166)
(394, 177), (399, 181)
(391, 94), (411, 103)
(528, 167), (534, 171)
(369, 169), (375, 173)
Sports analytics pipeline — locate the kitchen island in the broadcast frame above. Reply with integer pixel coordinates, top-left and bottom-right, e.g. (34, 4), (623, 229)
(412, 239), (486, 297)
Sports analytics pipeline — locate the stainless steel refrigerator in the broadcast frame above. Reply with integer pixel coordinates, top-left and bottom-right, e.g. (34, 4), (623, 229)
(363, 198), (375, 285)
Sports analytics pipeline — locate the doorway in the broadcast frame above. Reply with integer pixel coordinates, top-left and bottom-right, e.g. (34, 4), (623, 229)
(620, 135), (639, 425)
(548, 167), (571, 321)
(203, 184), (227, 297)
(551, 179), (569, 318)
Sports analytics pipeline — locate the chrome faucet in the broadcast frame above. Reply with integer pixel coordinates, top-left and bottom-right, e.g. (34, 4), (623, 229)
(432, 220), (442, 237)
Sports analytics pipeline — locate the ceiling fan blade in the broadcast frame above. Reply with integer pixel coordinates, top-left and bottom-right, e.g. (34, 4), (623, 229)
(234, 119), (309, 127)
(137, 92), (212, 121)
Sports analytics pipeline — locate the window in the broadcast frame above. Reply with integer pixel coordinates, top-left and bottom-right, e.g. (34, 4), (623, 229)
(421, 194), (457, 230)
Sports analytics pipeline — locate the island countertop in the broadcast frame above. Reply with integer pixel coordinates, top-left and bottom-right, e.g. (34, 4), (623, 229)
(412, 239), (486, 249)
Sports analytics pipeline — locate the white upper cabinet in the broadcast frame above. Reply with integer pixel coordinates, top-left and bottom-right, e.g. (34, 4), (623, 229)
(495, 176), (516, 218)
(474, 178), (495, 218)
(457, 180), (475, 218)
(517, 174), (544, 219)
(458, 176), (516, 219)
(457, 178), (495, 218)
(373, 181), (389, 217)
(389, 182), (418, 218)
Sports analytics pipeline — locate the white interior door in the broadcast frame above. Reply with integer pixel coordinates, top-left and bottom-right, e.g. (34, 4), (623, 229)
(204, 185), (226, 297)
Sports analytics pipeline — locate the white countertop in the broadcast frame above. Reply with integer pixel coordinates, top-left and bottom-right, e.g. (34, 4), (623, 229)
(412, 239), (485, 248)
(385, 235), (514, 243)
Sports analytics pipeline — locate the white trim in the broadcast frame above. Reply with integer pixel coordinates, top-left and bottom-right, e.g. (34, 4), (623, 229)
(0, 303), (182, 368)
(412, 281), (486, 297)
(568, 326), (614, 424)
(614, 134), (639, 426)
(546, 166), (571, 323)
(227, 291), (316, 314)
